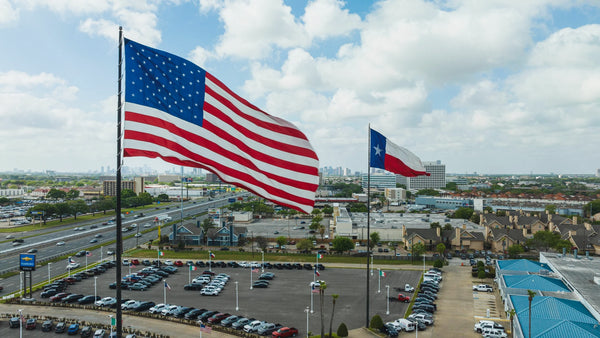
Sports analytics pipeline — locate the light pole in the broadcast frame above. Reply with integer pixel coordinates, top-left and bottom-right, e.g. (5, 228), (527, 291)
(261, 250), (265, 273)
(310, 284), (314, 314)
(370, 254), (373, 276)
(18, 308), (23, 338)
(235, 281), (239, 311)
(20, 271), (23, 296)
(378, 268), (381, 293)
(305, 306), (310, 338)
(48, 262), (52, 283)
(94, 277), (98, 303)
(386, 285), (390, 315)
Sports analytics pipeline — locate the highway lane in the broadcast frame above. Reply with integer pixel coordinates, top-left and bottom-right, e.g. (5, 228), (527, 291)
(0, 195), (238, 295)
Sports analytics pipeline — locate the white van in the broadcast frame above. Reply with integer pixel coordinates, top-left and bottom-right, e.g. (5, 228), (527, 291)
(392, 318), (415, 332)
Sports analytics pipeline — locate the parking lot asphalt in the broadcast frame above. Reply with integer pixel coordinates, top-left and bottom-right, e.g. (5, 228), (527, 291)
(23, 261), (422, 336)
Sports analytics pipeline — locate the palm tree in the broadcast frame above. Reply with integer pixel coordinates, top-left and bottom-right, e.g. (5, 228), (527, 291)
(506, 308), (516, 336)
(328, 294), (339, 338)
(319, 281), (327, 338)
(527, 290), (537, 338)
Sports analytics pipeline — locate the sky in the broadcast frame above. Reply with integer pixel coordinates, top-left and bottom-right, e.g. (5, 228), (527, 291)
(1, 0), (599, 176)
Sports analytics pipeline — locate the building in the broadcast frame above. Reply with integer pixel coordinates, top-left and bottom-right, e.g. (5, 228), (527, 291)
(397, 160), (446, 190)
(415, 196), (472, 210)
(157, 174), (181, 183)
(385, 188), (406, 203)
(205, 172), (221, 183)
(361, 173), (397, 189)
(102, 177), (144, 196)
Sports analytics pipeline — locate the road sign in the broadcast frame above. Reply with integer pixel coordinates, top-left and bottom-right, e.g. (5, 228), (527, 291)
(111, 317), (116, 326)
(20, 254), (36, 271)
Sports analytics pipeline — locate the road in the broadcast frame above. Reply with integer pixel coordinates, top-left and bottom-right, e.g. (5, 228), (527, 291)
(0, 195), (238, 295)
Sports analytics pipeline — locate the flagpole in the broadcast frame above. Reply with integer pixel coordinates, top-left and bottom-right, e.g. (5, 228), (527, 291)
(209, 251), (212, 272)
(250, 266), (253, 290)
(163, 280), (167, 304)
(115, 26), (124, 338)
(378, 268), (381, 293)
(366, 124), (371, 328)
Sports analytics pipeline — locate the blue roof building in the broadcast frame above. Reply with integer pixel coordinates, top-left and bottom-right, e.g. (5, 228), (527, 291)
(502, 275), (571, 293)
(510, 295), (600, 338)
(497, 259), (553, 275)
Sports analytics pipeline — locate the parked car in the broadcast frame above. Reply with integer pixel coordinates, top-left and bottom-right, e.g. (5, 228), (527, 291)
(244, 320), (266, 333)
(42, 320), (53, 332)
(232, 317), (254, 330)
(473, 284), (493, 292)
(9, 317), (20, 328)
(96, 297), (117, 307)
(474, 320), (504, 333)
(55, 322), (67, 333)
(67, 323), (80, 335)
(78, 295), (101, 305)
(93, 329), (106, 337)
(62, 294), (85, 303)
(272, 327), (299, 338)
(220, 315), (240, 327)
(25, 318), (37, 330)
(80, 326), (93, 337)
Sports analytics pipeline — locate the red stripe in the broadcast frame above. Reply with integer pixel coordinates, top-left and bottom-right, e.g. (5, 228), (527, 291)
(123, 128), (317, 205)
(384, 154), (430, 177)
(126, 111), (317, 176)
(205, 73), (311, 142)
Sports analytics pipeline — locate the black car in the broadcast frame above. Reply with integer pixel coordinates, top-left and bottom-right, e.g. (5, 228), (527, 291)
(303, 263), (313, 270)
(62, 294), (84, 303)
(258, 273), (274, 280)
(315, 263), (325, 270)
(9, 317), (20, 328)
(80, 326), (93, 337)
(195, 261), (206, 267)
(273, 263), (283, 269)
(42, 320), (53, 332)
(380, 323), (398, 337)
(292, 263), (303, 270)
(55, 322), (66, 333)
(198, 310), (218, 322)
(41, 289), (60, 298)
(185, 308), (206, 320)
(252, 281), (269, 288)
(173, 306), (194, 318)
(283, 263), (293, 269)
(184, 283), (205, 291)
(78, 295), (101, 305)
(132, 301), (155, 312)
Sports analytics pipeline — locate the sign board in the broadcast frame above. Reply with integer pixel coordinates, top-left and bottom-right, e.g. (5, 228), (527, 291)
(20, 253), (36, 271)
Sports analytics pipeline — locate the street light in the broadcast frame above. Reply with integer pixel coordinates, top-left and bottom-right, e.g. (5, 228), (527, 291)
(19, 309), (23, 338)
(386, 285), (390, 315)
(261, 250), (265, 273)
(94, 277), (98, 303)
(305, 306), (310, 338)
(48, 262), (52, 283)
(235, 281), (239, 311)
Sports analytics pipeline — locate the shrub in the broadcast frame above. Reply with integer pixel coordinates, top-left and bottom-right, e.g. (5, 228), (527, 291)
(337, 323), (348, 337)
(370, 314), (383, 330)
(433, 259), (444, 268)
(477, 261), (485, 268)
(477, 269), (486, 279)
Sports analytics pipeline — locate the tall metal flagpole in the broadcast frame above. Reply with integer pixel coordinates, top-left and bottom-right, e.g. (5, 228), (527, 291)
(116, 26), (124, 338)
(366, 124), (371, 328)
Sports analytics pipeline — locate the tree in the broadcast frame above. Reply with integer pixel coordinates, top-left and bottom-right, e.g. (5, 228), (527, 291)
(430, 222), (441, 229)
(329, 294), (339, 338)
(331, 237), (354, 253)
(296, 239), (314, 252)
(69, 200), (89, 220)
(554, 239), (572, 253)
(369, 232), (381, 250)
(322, 205), (333, 216)
(453, 207), (474, 220)
(28, 203), (56, 225)
(527, 290), (537, 338)
(310, 215), (323, 231)
(584, 199), (600, 219)
(470, 212), (480, 223)
(526, 231), (561, 252)
(436, 243), (446, 257)
(138, 192), (154, 206)
(412, 242), (426, 258)
(65, 189), (80, 200)
(416, 189), (439, 196)
(443, 223), (452, 230)
(255, 236), (268, 251)
(121, 189), (136, 199)
(318, 281), (327, 338)
(545, 204), (557, 214)
(347, 202), (367, 212)
(157, 193), (170, 202)
(508, 244), (524, 258)
(276, 236), (287, 249)
(337, 323), (348, 337)
(237, 236), (248, 248)
(46, 188), (66, 200)
(54, 202), (71, 222)
(477, 269), (486, 279)
(369, 314), (383, 330)
(201, 218), (215, 245)
(507, 308), (516, 336)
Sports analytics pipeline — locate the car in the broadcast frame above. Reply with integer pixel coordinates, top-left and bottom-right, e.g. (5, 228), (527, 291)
(78, 295), (101, 305)
(143, 223), (152, 228)
(161, 305), (181, 316)
(185, 308), (207, 320)
(132, 301), (156, 312)
(25, 318), (37, 330)
(27, 248), (38, 253)
(259, 272), (275, 280)
(272, 327), (299, 338)
(67, 323), (80, 335)
(62, 294), (85, 303)
(173, 306), (194, 318)
(149, 303), (170, 314)
(9, 317), (20, 328)
(221, 315), (240, 327)
(252, 281), (269, 288)
(232, 317), (255, 330)
(174, 260), (184, 266)
(41, 289), (60, 298)
(244, 320), (266, 333)
(51, 292), (71, 302)
(473, 284), (493, 292)
(380, 323), (399, 337)
(475, 320), (505, 333)
(106, 249), (115, 255)
(55, 322), (67, 333)
(93, 329), (106, 337)
(404, 283), (415, 292)
(81, 326), (93, 337)
(408, 313), (434, 325)
(198, 310), (219, 322)
(184, 283), (205, 291)
(42, 319), (53, 331)
(134, 233), (142, 238)
(122, 300), (139, 310)
(207, 312), (231, 324)
(96, 297), (117, 307)
(482, 329), (508, 338)
(164, 260), (173, 266)
(56, 241), (66, 246)
(129, 282), (147, 291)
(95, 234), (102, 238)
(258, 323), (283, 335)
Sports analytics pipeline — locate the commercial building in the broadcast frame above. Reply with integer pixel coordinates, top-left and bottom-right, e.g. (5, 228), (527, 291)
(396, 160), (446, 190)
(102, 177), (144, 196)
(385, 188), (406, 203)
(361, 173), (397, 189)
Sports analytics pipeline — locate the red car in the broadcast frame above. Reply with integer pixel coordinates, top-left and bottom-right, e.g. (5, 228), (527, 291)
(272, 327), (298, 338)
(397, 294), (411, 303)
(174, 260), (184, 267)
(131, 259), (140, 265)
(62, 277), (77, 285)
(207, 312), (231, 324)
(50, 292), (71, 302)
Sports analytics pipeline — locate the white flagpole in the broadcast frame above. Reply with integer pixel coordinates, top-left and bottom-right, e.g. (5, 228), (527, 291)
(310, 285), (314, 314)
(250, 266), (253, 290)
(188, 266), (191, 284)
(378, 268), (381, 293)
(163, 280), (167, 304)
(209, 251), (212, 272)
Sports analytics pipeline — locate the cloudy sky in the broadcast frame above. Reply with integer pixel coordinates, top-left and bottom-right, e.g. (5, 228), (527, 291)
(1, 0), (599, 175)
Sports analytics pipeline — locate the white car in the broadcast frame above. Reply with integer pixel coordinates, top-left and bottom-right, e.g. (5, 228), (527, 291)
(192, 276), (211, 284)
(404, 284), (415, 292)
(66, 263), (80, 270)
(161, 305), (179, 316)
(475, 320), (504, 333)
(243, 320), (266, 333)
(56, 241), (66, 246)
(408, 313), (433, 325)
(164, 260), (174, 266)
(149, 303), (170, 314)
(143, 223), (152, 228)
(473, 284), (493, 292)
(482, 328), (507, 338)
(121, 300), (139, 310)
(95, 297), (116, 307)
(200, 286), (220, 296)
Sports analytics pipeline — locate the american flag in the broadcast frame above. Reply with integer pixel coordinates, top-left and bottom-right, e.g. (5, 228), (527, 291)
(200, 323), (212, 333)
(68, 257), (76, 264)
(252, 268), (259, 273)
(123, 38), (320, 214)
(86, 251), (92, 257)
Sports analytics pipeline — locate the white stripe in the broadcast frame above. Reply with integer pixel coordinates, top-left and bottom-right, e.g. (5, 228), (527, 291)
(385, 140), (426, 171)
(205, 78), (314, 150)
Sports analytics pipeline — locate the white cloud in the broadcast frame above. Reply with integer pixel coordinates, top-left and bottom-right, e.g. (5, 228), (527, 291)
(0, 0), (19, 25)
(188, 46), (213, 68)
(302, 0), (362, 39)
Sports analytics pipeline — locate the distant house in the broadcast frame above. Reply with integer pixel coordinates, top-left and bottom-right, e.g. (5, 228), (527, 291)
(485, 227), (528, 253)
(167, 223), (205, 246)
(206, 226), (248, 247)
(402, 225), (484, 251)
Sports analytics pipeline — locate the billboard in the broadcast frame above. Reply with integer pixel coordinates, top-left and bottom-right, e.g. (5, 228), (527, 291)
(20, 253), (36, 271)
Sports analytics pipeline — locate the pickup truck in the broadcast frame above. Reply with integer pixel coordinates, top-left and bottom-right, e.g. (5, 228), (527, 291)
(473, 284), (493, 292)
(389, 294), (411, 303)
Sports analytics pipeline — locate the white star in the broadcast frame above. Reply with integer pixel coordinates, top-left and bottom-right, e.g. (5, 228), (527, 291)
(374, 144), (383, 157)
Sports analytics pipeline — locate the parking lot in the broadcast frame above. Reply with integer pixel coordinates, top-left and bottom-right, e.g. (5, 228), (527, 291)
(25, 261), (422, 336)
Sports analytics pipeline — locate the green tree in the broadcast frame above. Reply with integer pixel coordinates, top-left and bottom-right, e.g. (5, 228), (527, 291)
(453, 207), (474, 220)
(430, 222), (441, 229)
(322, 205), (333, 216)
(28, 203), (56, 225)
(369, 314), (383, 330)
(554, 239), (572, 253)
(318, 281), (327, 338)
(412, 242), (426, 258)
(527, 290), (537, 338)
(337, 323), (348, 337)
(443, 223), (452, 230)
(46, 188), (67, 200)
(526, 231), (561, 252)
(65, 189), (80, 200)
(69, 199), (89, 220)
(201, 218), (215, 245)
(329, 294), (339, 338)
(585, 200), (600, 218)
(416, 189), (439, 196)
(255, 236), (268, 251)
(296, 239), (314, 252)
(332, 237), (354, 253)
(157, 193), (170, 202)
(445, 182), (457, 191)
(347, 202), (367, 212)
(508, 244), (524, 258)
(138, 192), (154, 206)
(369, 232), (381, 250)
(477, 269), (486, 279)
(545, 204), (557, 214)
(121, 189), (136, 199)
(433, 259), (444, 268)
(436, 243), (446, 257)
(470, 212), (480, 223)
(276, 236), (287, 249)
(507, 308), (516, 336)
(54, 202), (71, 222)
(310, 215), (324, 231)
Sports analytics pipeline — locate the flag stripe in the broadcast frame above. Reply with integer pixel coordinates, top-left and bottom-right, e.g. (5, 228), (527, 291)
(370, 128), (429, 177)
(384, 153), (429, 177)
(122, 38), (319, 214)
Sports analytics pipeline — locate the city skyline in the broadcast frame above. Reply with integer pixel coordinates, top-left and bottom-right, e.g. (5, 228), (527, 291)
(1, 1), (599, 175)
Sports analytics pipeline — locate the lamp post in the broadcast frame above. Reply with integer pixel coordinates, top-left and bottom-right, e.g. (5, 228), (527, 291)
(19, 308), (23, 338)
(386, 285), (390, 315)
(261, 250), (265, 273)
(305, 306), (310, 338)
(48, 262), (52, 283)
(378, 268), (381, 293)
(235, 281), (239, 311)
(19, 271), (23, 296)
(370, 254), (373, 276)
(94, 277), (98, 303)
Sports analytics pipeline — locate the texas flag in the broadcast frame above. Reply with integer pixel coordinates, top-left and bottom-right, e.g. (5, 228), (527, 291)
(164, 280), (171, 290)
(369, 128), (430, 177)
(210, 252), (215, 259)
(314, 269), (320, 277)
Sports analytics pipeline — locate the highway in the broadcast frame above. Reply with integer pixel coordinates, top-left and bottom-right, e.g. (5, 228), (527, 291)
(0, 194), (238, 295)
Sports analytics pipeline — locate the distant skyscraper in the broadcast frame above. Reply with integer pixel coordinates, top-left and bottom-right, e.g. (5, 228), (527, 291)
(361, 173), (396, 189)
(398, 160), (446, 190)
